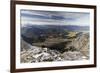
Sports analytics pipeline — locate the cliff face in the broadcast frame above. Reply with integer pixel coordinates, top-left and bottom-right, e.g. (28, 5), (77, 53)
(65, 32), (89, 58)
(76, 33), (89, 57)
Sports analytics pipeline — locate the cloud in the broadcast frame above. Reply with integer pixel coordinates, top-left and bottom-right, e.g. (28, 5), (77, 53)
(21, 9), (90, 26)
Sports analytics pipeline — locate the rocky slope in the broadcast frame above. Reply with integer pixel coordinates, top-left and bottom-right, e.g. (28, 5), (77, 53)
(21, 32), (89, 63)
(21, 46), (86, 63)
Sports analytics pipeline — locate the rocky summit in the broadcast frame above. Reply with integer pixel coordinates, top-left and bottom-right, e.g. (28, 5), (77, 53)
(21, 32), (89, 63)
(21, 46), (87, 63)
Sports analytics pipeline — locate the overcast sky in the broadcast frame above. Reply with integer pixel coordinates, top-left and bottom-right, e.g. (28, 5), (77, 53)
(21, 9), (90, 26)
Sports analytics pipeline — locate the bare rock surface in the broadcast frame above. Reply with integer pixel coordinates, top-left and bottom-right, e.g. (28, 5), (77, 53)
(21, 46), (88, 63)
(21, 32), (89, 63)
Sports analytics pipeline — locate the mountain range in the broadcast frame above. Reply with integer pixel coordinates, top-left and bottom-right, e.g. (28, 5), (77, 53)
(21, 24), (89, 44)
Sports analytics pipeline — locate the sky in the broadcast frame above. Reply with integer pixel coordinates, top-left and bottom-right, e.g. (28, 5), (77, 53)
(21, 9), (90, 26)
